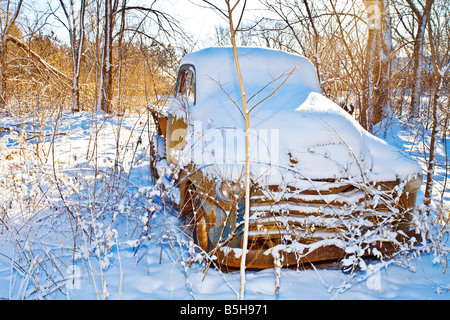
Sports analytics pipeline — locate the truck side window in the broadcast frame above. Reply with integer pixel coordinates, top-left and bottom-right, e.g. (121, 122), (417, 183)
(175, 65), (195, 104)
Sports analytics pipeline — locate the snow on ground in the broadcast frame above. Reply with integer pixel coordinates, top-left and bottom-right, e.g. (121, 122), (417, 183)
(0, 110), (449, 300)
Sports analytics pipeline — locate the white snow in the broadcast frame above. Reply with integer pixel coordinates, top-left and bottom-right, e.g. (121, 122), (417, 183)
(170, 47), (422, 188)
(0, 110), (448, 300)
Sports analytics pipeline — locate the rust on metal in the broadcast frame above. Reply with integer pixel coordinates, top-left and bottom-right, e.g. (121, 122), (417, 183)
(189, 179), (421, 269)
(213, 230), (421, 270)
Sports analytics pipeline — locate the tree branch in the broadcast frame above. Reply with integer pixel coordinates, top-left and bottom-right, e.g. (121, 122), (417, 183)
(5, 35), (71, 84)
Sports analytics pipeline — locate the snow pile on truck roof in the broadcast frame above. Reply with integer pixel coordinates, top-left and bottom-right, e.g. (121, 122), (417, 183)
(174, 47), (421, 185)
(181, 46), (322, 112)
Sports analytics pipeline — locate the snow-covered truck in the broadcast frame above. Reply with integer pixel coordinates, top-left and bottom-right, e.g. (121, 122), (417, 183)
(149, 47), (423, 269)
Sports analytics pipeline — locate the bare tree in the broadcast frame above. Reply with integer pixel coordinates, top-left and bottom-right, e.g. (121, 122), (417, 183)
(225, 0), (251, 301)
(267, 2), (366, 122)
(96, 0), (186, 114)
(362, 0), (393, 130)
(423, 1), (449, 209)
(0, 0), (23, 108)
(200, 0), (252, 300)
(59, 0), (86, 112)
(302, 0), (322, 85)
(115, 0), (126, 115)
(405, 0), (435, 119)
(97, 0), (115, 113)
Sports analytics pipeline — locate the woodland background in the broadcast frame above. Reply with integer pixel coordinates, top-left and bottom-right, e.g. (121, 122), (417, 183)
(0, 0), (449, 300)
(1, 0), (449, 203)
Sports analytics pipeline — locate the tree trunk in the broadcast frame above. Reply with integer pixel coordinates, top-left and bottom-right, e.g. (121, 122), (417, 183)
(0, 0), (23, 109)
(223, 0), (251, 300)
(302, 0), (322, 87)
(0, 42), (6, 108)
(423, 7), (447, 208)
(424, 85), (439, 205)
(116, 0), (127, 116)
(98, 0), (114, 113)
(62, 0), (86, 112)
(409, 17), (426, 119)
(362, 0), (392, 130)
(407, 0), (435, 119)
(74, 0), (86, 112)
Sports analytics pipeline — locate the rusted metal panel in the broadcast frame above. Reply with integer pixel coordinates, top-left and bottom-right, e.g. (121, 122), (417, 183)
(177, 172), (421, 270)
(213, 230), (421, 270)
